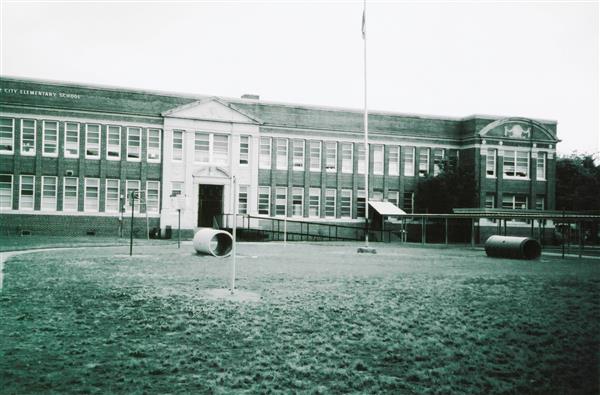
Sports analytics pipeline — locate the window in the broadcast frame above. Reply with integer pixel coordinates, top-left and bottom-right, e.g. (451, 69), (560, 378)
(503, 150), (529, 178)
(172, 130), (184, 161)
(356, 190), (366, 218)
(84, 178), (100, 212)
(325, 189), (336, 218)
(433, 148), (445, 176)
(240, 135), (249, 165)
(292, 187), (303, 217)
(259, 137), (271, 169)
(43, 121), (58, 156)
(85, 124), (101, 159)
(0, 117), (14, 153)
(146, 181), (160, 213)
(171, 181), (183, 197)
(357, 144), (366, 174)
(105, 179), (120, 213)
(238, 185), (248, 214)
(516, 151), (529, 177)
(147, 129), (161, 162)
(403, 192), (414, 214)
(276, 139), (288, 170)
(275, 187), (287, 216)
(536, 152), (546, 180)
(325, 142), (337, 172)
(258, 186), (270, 215)
(309, 188), (320, 217)
(309, 141), (322, 171)
(486, 149), (496, 178)
(126, 180), (141, 211)
(212, 134), (229, 165)
(107, 125), (121, 160)
(0, 174), (13, 209)
(372, 145), (384, 175)
(485, 193), (495, 209)
(21, 119), (36, 156)
(19, 175), (35, 210)
(418, 148), (430, 177)
(387, 191), (399, 207)
(65, 122), (80, 158)
(292, 140), (304, 171)
(388, 146), (399, 176)
(127, 127), (142, 160)
(340, 189), (352, 218)
(341, 143), (353, 173)
(41, 176), (57, 211)
(404, 147), (415, 176)
(536, 195), (545, 210)
(502, 193), (528, 210)
(194, 132), (210, 163)
(63, 177), (78, 211)
(372, 190), (383, 201)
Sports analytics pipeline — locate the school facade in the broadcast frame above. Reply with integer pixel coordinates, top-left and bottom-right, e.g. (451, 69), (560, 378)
(0, 76), (558, 237)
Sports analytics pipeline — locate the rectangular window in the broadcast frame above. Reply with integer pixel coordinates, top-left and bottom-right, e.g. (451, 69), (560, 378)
(0, 174), (13, 209)
(172, 130), (184, 161)
(357, 144), (366, 174)
(276, 138), (288, 170)
(485, 193), (495, 209)
(503, 150), (529, 178)
(292, 140), (305, 171)
(516, 151), (529, 178)
(403, 192), (414, 214)
(84, 178), (100, 212)
(388, 146), (399, 176)
(85, 124), (101, 159)
(240, 135), (249, 165)
(433, 148), (445, 176)
(356, 190), (366, 218)
(372, 190), (383, 201)
(107, 125), (121, 160)
(404, 147), (415, 176)
(194, 132), (210, 163)
(309, 188), (320, 217)
(63, 177), (78, 211)
(325, 142), (337, 172)
(126, 180), (141, 211)
(127, 127), (142, 160)
(536, 152), (546, 180)
(105, 179), (120, 213)
(373, 145), (384, 175)
(21, 119), (36, 156)
(325, 189), (336, 218)
(213, 134), (229, 165)
(41, 176), (57, 211)
(43, 121), (58, 157)
(19, 175), (35, 210)
(387, 191), (399, 207)
(259, 137), (271, 169)
(171, 181), (183, 197)
(64, 122), (80, 158)
(0, 117), (14, 153)
(238, 185), (248, 214)
(418, 148), (430, 177)
(486, 149), (496, 177)
(258, 186), (270, 215)
(536, 195), (545, 210)
(147, 129), (161, 162)
(309, 141), (322, 171)
(340, 189), (352, 218)
(502, 193), (528, 210)
(341, 143), (353, 173)
(275, 187), (287, 216)
(146, 181), (160, 213)
(291, 187), (303, 217)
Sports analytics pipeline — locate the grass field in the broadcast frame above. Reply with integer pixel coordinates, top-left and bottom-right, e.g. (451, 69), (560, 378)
(1, 242), (599, 394)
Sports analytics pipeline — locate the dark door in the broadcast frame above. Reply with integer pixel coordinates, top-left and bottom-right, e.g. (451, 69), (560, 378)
(198, 184), (223, 227)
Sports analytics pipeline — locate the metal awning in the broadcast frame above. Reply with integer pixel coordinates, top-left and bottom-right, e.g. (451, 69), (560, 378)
(368, 201), (406, 216)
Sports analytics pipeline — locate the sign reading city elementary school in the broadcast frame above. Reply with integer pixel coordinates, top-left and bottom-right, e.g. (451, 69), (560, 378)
(3, 87), (81, 99)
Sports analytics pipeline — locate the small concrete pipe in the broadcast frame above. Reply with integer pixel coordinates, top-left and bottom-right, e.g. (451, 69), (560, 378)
(193, 228), (233, 257)
(484, 235), (542, 260)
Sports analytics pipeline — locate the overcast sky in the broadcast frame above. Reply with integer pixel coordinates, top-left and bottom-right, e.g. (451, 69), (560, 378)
(1, 0), (598, 156)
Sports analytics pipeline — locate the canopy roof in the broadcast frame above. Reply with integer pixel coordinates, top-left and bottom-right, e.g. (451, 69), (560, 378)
(368, 201), (406, 216)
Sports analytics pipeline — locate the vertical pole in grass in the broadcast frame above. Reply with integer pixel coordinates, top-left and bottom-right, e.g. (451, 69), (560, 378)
(231, 176), (237, 295)
(130, 191), (135, 256)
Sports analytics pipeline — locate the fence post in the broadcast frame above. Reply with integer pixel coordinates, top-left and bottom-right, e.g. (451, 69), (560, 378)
(471, 218), (475, 247)
(445, 218), (448, 245)
(421, 217), (425, 245)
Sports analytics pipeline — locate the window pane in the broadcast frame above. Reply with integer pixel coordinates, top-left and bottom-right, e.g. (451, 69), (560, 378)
(258, 186), (270, 215)
(276, 139), (288, 170)
(43, 121), (58, 155)
(404, 147), (414, 176)
(340, 189), (352, 218)
(486, 149), (496, 177)
(503, 150), (515, 177)
(238, 185), (248, 214)
(0, 174), (12, 209)
(41, 176), (57, 211)
(63, 177), (78, 211)
(173, 130), (184, 161)
(325, 142), (337, 172)
(85, 178), (100, 212)
(105, 179), (120, 212)
(357, 144), (366, 174)
(309, 141), (321, 171)
(536, 152), (546, 180)
(388, 146), (399, 176)
(373, 145), (383, 175)
(341, 143), (353, 173)
(127, 128), (141, 160)
(0, 118), (14, 152)
(21, 119), (36, 155)
(107, 126), (121, 159)
(275, 187), (287, 216)
(259, 137), (271, 169)
(356, 190), (365, 218)
(403, 192), (414, 213)
(240, 135), (249, 165)
(86, 124), (101, 158)
(433, 148), (445, 176)
(146, 181), (160, 212)
(292, 187), (303, 217)
(418, 148), (429, 177)
(309, 188), (320, 217)
(325, 189), (336, 218)
(292, 140), (304, 171)
(147, 129), (161, 161)
(20, 175), (34, 209)
(194, 132), (209, 162)
(213, 134), (229, 165)
(65, 122), (80, 158)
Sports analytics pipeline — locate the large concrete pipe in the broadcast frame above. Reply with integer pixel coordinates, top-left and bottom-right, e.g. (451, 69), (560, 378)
(193, 228), (233, 257)
(484, 235), (542, 260)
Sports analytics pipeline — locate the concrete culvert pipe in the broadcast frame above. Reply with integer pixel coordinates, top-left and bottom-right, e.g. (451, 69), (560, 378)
(193, 228), (233, 257)
(484, 235), (542, 260)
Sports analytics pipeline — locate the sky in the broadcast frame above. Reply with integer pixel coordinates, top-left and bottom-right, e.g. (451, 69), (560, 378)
(1, 0), (598, 156)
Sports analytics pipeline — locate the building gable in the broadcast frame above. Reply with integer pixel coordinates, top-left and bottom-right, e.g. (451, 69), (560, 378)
(162, 98), (261, 124)
(478, 118), (557, 142)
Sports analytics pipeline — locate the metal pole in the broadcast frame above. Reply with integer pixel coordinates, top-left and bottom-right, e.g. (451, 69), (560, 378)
(129, 191), (135, 256)
(421, 217), (425, 244)
(284, 216), (287, 245)
(231, 176), (237, 295)
(445, 218), (448, 245)
(177, 209), (181, 249)
(363, 0), (370, 248)
(471, 218), (475, 247)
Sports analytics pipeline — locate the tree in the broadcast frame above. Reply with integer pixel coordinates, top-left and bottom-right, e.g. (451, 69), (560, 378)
(415, 163), (477, 213)
(556, 154), (600, 212)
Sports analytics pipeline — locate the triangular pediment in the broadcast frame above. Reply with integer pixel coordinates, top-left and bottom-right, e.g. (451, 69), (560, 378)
(162, 97), (261, 124)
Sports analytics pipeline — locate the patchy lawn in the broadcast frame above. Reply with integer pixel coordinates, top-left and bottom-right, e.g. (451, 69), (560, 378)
(0, 235), (177, 252)
(1, 242), (599, 394)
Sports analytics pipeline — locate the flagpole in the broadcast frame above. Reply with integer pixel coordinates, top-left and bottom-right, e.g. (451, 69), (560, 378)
(363, 0), (370, 248)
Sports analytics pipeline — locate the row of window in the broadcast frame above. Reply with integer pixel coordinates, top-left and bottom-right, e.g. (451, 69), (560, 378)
(0, 174), (160, 213)
(485, 149), (546, 180)
(484, 192), (545, 210)
(0, 117), (161, 162)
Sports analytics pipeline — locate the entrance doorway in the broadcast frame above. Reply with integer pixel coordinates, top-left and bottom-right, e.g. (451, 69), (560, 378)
(198, 184), (223, 227)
